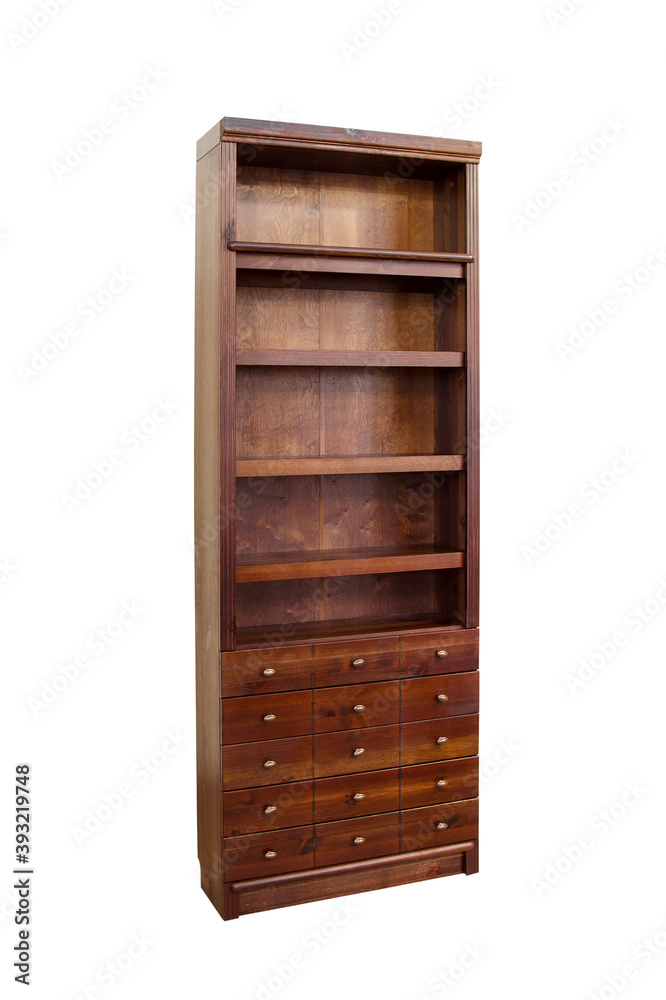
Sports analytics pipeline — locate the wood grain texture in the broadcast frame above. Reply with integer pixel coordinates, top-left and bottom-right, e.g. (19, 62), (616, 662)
(401, 714), (479, 766)
(236, 615), (461, 648)
(223, 780), (313, 837)
(221, 644), (313, 697)
(465, 163), (480, 628)
(236, 286), (320, 350)
(400, 798), (478, 853)
(400, 757), (480, 810)
(222, 735), (314, 791)
(314, 724), (399, 777)
(223, 824), (314, 881)
(235, 250), (465, 280)
(400, 671), (479, 723)
(235, 367), (320, 458)
(235, 476), (320, 557)
(314, 680), (400, 732)
(400, 628), (479, 677)
(235, 454), (465, 477)
(314, 811), (400, 867)
(236, 544), (464, 582)
(221, 689), (313, 744)
(230, 240), (473, 262)
(236, 350), (465, 366)
(314, 768), (400, 822)
(313, 636), (399, 686)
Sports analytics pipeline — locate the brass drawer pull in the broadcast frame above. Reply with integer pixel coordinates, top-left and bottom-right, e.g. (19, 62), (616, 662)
(263, 667), (276, 676)
(264, 805), (277, 815)
(353, 704), (366, 713)
(263, 713), (276, 722)
(264, 759), (277, 768)
(437, 779), (448, 787)
(437, 736), (448, 745)
(436, 650), (448, 658)
(352, 658), (365, 666)
(353, 792), (366, 802)
(437, 694), (449, 702)
(353, 836), (366, 845)
(264, 850), (277, 858)
(436, 821), (449, 830)
(353, 747), (365, 757)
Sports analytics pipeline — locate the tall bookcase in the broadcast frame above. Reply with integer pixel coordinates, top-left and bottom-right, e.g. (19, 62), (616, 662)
(195, 118), (481, 920)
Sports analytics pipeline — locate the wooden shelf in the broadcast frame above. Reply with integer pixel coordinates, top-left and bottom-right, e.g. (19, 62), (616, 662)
(231, 241), (467, 279)
(236, 349), (465, 368)
(236, 455), (465, 477)
(236, 544), (464, 583)
(235, 613), (463, 648)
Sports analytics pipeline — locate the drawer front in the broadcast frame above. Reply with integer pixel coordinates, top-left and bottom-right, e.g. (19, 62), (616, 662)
(314, 681), (399, 733)
(222, 735), (313, 790)
(314, 725), (399, 778)
(400, 715), (478, 766)
(400, 672), (479, 724)
(314, 768), (399, 823)
(400, 757), (479, 810)
(223, 780), (313, 837)
(315, 811), (400, 867)
(223, 825), (314, 881)
(222, 689), (313, 744)
(400, 629), (478, 678)
(221, 644), (312, 698)
(314, 637), (399, 687)
(401, 798), (478, 853)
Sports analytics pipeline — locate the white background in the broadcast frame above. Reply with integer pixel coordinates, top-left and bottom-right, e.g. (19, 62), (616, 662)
(2, 1), (665, 998)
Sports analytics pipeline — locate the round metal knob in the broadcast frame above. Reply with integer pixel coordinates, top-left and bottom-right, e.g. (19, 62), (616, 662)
(353, 704), (366, 713)
(436, 821), (449, 830)
(437, 779), (448, 787)
(353, 747), (365, 757)
(352, 658), (365, 666)
(263, 713), (276, 722)
(263, 759), (277, 768)
(436, 650), (448, 658)
(437, 694), (449, 702)
(437, 736), (448, 745)
(353, 836), (366, 845)
(264, 805), (277, 815)
(263, 667), (276, 676)
(353, 793), (366, 802)
(264, 850), (277, 858)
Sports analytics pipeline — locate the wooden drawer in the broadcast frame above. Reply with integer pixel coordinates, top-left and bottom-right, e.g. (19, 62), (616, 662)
(401, 715), (478, 766)
(223, 780), (313, 837)
(314, 637), (399, 687)
(314, 768), (399, 823)
(221, 644), (312, 698)
(222, 735), (313, 790)
(401, 798), (478, 853)
(400, 672), (479, 724)
(400, 629), (478, 678)
(314, 725), (399, 778)
(222, 689), (312, 744)
(315, 811), (400, 867)
(223, 825), (314, 881)
(400, 757), (479, 810)
(314, 681), (399, 733)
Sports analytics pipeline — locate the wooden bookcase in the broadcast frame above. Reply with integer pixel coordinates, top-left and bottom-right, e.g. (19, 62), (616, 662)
(195, 118), (481, 920)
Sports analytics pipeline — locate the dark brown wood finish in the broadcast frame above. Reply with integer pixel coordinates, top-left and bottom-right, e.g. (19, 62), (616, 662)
(223, 825), (314, 881)
(236, 349), (465, 367)
(401, 715), (479, 766)
(313, 636), (399, 686)
(400, 757), (480, 810)
(400, 798), (479, 853)
(314, 725), (400, 777)
(222, 689), (313, 744)
(223, 781), (314, 837)
(314, 768), (400, 822)
(222, 735), (313, 791)
(400, 629), (479, 677)
(221, 644), (313, 697)
(314, 812), (400, 867)
(400, 671), (479, 723)
(314, 680), (400, 732)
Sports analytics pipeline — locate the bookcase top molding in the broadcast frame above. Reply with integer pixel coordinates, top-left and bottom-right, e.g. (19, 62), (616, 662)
(197, 117), (482, 163)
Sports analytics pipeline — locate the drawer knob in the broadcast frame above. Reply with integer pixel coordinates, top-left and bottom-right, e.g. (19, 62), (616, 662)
(353, 704), (366, 713)
(263, 668), (276, 676)
(437, 736), (448, 745)
(436, 821), (449, 830)
(352, 658), (365, 666)
(436, 650), (448, 658)
(353, 747), (365, 757)
(264, 805), (277, 815)
(263, 713), (276, 722)
(353, 792), (366, 802)
(264, 850), (277, 859)
(353, 836), (366, 845)
(264, 759), (277, 768)
(437, 694), (449, 702)
(437, 779), (449, 787)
